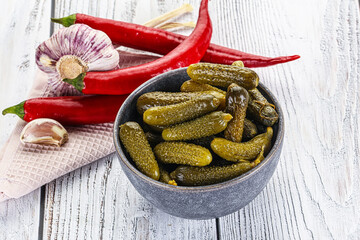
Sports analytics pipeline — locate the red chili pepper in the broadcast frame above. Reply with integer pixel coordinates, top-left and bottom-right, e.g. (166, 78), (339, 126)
(61, 0), (212, 95)
(2, 95), (128, 125)
(52, 11), (299, 68)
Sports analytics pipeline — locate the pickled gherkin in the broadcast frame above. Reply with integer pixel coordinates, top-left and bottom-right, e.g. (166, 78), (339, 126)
(180, 80), (226, 95)
(203, 90), (226, 110)
(187, 63), (259, 90)
(169, 162), (253, 186)
(211, 127), (273, 161)
(143, 94), (220, 126)
(119, 122), (160, 180)
(247, 88), (278, 126)
(162, 111), (233, 141)
(243, 118), (258, 140)
(154, 142), (212, 166)
(224, 83), (249, 142)
(137, 90), (225, 115)
(169, 143), (267, 186)
(137, 91), (201, 115)
(180, 81), (226, 110)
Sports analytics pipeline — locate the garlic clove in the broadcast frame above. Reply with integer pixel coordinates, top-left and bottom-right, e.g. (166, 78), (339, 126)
(20, 118), (69, 147)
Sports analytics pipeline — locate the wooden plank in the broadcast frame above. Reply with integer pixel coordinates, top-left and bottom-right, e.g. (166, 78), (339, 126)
(44, 1), (217, 239)
(0, 0), (52, 239)
(45, 154), (217, 240)
(217, 0), (360, 239)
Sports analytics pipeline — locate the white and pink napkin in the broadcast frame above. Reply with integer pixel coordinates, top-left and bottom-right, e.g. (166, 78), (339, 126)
(0, 50), (159, 202)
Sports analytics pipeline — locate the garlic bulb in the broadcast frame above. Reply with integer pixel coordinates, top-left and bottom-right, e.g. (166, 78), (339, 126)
(35, 24), (119, 96)
(20, 118), (69, 147)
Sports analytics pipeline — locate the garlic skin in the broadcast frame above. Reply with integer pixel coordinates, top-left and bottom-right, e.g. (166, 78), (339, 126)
(20, 118), (69, 147)
(35, 24), (119, 96)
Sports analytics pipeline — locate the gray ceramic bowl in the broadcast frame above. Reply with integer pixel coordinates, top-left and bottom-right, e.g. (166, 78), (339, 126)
(113, 67), (284, 220)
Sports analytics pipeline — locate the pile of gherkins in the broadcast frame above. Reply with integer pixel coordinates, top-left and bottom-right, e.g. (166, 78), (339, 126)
(119, 61), (278, 186)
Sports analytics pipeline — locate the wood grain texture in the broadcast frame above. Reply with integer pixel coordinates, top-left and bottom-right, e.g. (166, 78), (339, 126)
(44, 1), (217, 239)
(1, 0), (360, 239)
(0, 0), (52, 239)
(216, 0), (360, 239)
(44, 154), (217, 240)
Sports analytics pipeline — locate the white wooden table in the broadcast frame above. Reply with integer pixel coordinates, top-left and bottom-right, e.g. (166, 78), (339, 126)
(1, 0), (359, 239)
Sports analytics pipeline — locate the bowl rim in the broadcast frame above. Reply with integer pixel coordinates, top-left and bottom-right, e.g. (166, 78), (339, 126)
(113, 67), (284, 192)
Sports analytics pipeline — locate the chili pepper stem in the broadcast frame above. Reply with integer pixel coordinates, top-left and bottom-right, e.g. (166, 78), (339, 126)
(2, 101), (25, 119)
(51, 14), (76, 27)
(63, 73), (86, 92)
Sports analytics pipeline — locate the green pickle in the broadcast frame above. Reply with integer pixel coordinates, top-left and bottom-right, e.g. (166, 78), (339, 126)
(137, 90), (226, 114)
(170, 144), (266, 186)
(119, 122), (160, 180)
(170, 163), (252, 186)
(162, 111), (233, 141)
(143, 94), (220, 126)
(180, 80), (227, 95)
(180, 81), (226, 110)
(224, 83), (249, 142)
(203, 90), (226, 110)
(137, 91), (201, 115)
(187, 63), (259, 90)
(211, 127), (273, 161)
(154, 142), (212, 166)
(247, 88), (279, 126)
(243, 118), (258, 140)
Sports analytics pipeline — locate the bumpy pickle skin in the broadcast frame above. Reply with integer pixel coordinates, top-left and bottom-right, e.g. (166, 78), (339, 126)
(154, 142), (212, 166)
(224, 83), (249, 142)
(247, 88), (279, 126)
(243, 118), (258, 140)
(180, 80), (227, 95)
(170, 144), (267, 186)
(137, 90), (226, 114)
(187, 63), (259, 90)
(143, 94), (220, 126)
(169, 162), (253, 186)
(137, 91), (202, 115)
(180, 81), (226, 110)
(119, 122), (160, 180)
(202, 91), (226, 110)
(162, 111), (233, 141)
(211, 127), (273, 161)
